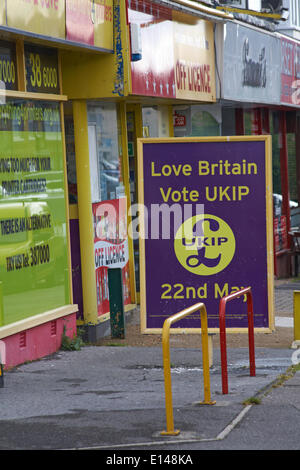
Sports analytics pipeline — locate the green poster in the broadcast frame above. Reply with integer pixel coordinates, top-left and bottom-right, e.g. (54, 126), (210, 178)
(0, 99), (70, 326)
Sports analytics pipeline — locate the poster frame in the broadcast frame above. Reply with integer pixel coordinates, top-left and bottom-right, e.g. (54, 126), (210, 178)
(137, 135), (274, 335)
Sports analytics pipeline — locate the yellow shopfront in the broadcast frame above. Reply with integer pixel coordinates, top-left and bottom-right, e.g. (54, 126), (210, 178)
(61, 0), (229, 338)
(0, 0), (93, 367)
(61, 0), (137, 340)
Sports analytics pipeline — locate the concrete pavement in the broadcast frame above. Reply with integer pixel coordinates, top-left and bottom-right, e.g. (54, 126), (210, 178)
(0, 280), (299, 451)
(0, 345), (298, 451)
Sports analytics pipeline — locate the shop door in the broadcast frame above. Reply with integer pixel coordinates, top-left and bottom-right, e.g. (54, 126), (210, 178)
(88, 124), (100, 202)
(88, 103), (133, 314)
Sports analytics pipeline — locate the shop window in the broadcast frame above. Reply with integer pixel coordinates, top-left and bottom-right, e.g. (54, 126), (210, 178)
(142, 106), (170, 138)
(270, 111), (282, 199)
(221, 108), (236, 136)
(174, 105), (221, 137)
(288, 134), (297, 203)
(191, 108), (221, 136)
(0, 98), (70, 326)
(87, 102), (124, 203)
(142, 107), (157, 137)
(243, 110), (252, 135)
(64, 105), (77, 204)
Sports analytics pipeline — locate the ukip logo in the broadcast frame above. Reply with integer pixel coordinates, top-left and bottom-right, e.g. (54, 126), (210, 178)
(174, 214), (236, 276)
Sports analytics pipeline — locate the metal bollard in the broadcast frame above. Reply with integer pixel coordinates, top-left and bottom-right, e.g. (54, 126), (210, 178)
(0, 363), (4, 388)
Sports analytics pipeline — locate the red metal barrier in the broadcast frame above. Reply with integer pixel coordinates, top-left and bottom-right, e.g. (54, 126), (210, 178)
(219, 287), (256, 395)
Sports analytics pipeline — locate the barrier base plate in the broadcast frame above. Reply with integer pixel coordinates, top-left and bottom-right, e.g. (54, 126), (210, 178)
(160, 430), (180, 436)
(194, 400), (216, 406)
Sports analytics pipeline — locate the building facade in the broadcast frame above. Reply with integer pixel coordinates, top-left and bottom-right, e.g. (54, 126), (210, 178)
(1, 0), (300, 368)
(0, 0), (115, 367)
(61, 0), (231, 341)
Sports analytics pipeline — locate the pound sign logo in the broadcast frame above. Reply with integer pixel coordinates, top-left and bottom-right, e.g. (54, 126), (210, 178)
(174, 214), (236, 276)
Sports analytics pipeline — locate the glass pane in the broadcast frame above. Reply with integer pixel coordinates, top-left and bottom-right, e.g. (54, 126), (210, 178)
(142, 107), (159, 137)
(288, 132), (297, 203)
(221, 107), (236, 135)
(270, 111), (281, 199)
(142, 106), (170, 138)
(64, 105), (77, 204)
(244, 110), (252, 135)
(87, 102), (123, 202)
(191, 109), (220, 136)
(174, 105), (221, 137)
(0, 99), (70, 326)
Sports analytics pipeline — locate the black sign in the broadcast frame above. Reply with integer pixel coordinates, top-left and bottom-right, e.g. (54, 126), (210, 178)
(0, 41), (18, 91)
(25, 44), (60, 94)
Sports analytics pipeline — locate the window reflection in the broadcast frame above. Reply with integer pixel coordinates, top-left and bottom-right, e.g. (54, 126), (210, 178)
(0, 98), (69, 326)
(87, 102), (123, 202)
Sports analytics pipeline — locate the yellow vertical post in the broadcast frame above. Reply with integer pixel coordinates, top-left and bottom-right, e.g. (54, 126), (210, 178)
(160, 303), (215, 436)
(133, 104), (143, 138)
(199, 308), (215, 405)
(60, 101), (73, 305)
(293, 291), (300, 348)
(16, 39), (26, 92)
(161, 320), (180, 436)
(72, 100), (98, 325)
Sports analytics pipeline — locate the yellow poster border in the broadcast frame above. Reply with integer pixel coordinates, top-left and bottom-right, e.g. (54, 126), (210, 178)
(137, 135), (274, 335)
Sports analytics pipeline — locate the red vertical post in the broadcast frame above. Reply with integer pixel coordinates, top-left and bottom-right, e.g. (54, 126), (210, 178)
(219, 298), (228, 395)
(279, 111), (291, 248)
(295, 116), (300, 209)
(247, 292), (256, 377)
(219, 288), (256, 395)
(235, 108), (245, 135)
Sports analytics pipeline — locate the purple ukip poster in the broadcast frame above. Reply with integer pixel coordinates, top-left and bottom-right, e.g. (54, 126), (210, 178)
(138, 137), (274, 333)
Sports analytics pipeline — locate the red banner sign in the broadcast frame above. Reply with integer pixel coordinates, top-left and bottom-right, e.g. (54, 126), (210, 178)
(281, 36), (300, 105)
(93, 198), (131, 316)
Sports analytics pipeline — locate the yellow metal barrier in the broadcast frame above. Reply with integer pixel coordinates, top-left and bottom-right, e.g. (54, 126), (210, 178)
(161, 302), (216, 436)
